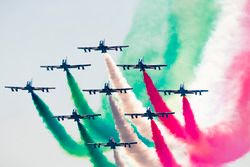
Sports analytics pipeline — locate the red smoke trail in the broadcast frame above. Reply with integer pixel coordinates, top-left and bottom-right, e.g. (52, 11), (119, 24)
(151, 120), (180, 167)
(182, 96), (201, 140)
(143, 71), (186, 139)
(186, 53), (250, 165)
(189, 2), (250, 164)
(190, 52), (250, 165)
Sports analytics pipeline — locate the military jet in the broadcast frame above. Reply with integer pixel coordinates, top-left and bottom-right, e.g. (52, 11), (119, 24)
(117, 58), (167, 71)
(5, 80), (55, 93)
(125, 107), (175, 120)
(52, 109), (101, 122)
(82, 82), (133, 96)
(77, 40), (129, 53)
(88, 137), (137, 149)
(40, 59), (91, 71)
(158, 84), (208, 96)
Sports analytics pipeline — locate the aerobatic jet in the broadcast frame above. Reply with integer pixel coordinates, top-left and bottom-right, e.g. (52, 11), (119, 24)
(5, 80), (55, 93)
(52, 109), (101, 122)
(125, 107), (175, 120)
(82, 82), (133, 96)
(40, 59), (91, 71)
(77, 40), (129, 53)
(158, 84), (208, 96)
(117, 58), (167, 71)
(87, 137), (137, 149)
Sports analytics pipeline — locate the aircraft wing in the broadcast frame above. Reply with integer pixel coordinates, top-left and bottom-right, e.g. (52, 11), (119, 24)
(155, 112), (175, 118)
(158, 89), (178, 95)
(82, 114), (101, 120)
(33, 87), (56, 92)
(117, 64), (137, 70)
(119, 142), (137, 148)
(52, 115), (71, 121)
(69, 64), (91, 69)
(77, 47), (98, 52)
(186, 90), (209, 95)
(82, 89), (103, 95)
(107, 45), (129, 51)
(5, 86), (25, 92)
(144, 64), (167, 70)
(124, 113), (144, 119)
(112, 88), (133, 93)
(87, 143), (106, 148)
(40, 65), (60, 71)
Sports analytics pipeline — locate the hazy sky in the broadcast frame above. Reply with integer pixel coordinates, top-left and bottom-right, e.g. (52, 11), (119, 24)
(1, 0), (249, 167)
(0, 0), (137, 167)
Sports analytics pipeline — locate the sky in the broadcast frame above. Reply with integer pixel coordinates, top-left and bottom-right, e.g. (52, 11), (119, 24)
(0, 0), (249, 167)
(0, 0), (137, 167)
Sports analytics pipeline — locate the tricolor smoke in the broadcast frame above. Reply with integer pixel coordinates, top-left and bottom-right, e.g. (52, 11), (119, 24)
(143, 71), (186, 139)
(120, 0), (220, 105)
(31, 92), (86, 156)
(143, 68), (250, 165)
(186, 0), (250, 165)
(151, 120), (180, 167)
(66, 70), (118, 141)
(77, 122), (115, 167)
(28, 0), (250, 166)
(104, 53), (152, 140)
(109, 95), (161, 167)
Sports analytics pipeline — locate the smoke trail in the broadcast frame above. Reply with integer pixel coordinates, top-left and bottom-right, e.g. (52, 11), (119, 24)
(189, 50), (250, 164)
(66, 70), (119, 141)
(166, 0), (219, 77)
(104, 54), (152, 139)
(182, 96), (201, 140)
(157, 0), (219, 92)
(130, 123), (154, 147)
(120, 0), (219, 105)
(143, 71), (186, 139)
(187, 1), (250, 165)
(109, 96), (161, 167)
(31, 92), (87, 156)
(113, 150), (126, 167)
(151, 120), (181, 167)
(77, 122), (115, 167)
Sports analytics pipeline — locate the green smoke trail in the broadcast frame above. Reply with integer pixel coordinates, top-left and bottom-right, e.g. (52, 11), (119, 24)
(77, 122), (116, 167)
(119, 0), (170, 105)
(120, 0), (219, 104)
(66, 71), (119, 141)
(131, 123), (154, 147)
(159, 0), (219, 87)
(31, 92), (87, 156)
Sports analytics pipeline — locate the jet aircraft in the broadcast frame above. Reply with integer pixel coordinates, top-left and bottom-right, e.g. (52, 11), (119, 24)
(117, 58), (167, 71)
(5, 80), (55, 93)
(40, 59), (91, 71)
(158, 84), (208, 96)
(125, 107), (175, 120)
(88, 137), (137, 149)
(82, 82), (132, 96)
(52, 109), (101, 122)
(77, 40), (129, 53)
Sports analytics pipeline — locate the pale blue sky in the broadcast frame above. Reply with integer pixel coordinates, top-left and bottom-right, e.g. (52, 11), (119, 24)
(0, 0), (249, 167)
(0, 1), (137, 167)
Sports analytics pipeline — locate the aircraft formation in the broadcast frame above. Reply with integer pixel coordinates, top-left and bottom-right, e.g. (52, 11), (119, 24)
(5, 40), (208, 153)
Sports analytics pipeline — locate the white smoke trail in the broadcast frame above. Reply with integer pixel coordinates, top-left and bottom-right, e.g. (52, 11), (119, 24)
(113, 150), (126, 167)
(187, 0), (246, 129)
(109, 95), (161, 167)
(104, 53), (152, 139)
